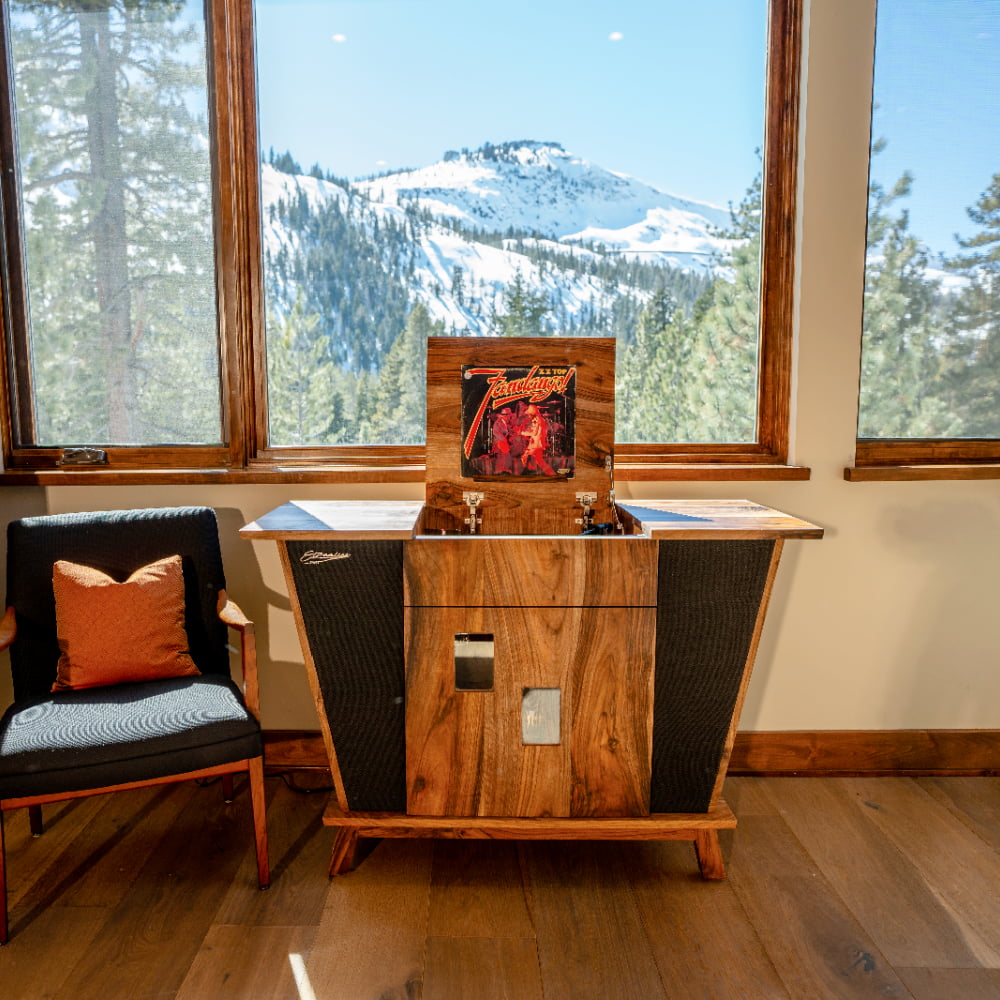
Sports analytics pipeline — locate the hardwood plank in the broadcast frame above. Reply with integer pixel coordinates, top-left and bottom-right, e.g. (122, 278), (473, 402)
(427, 840), (534, 939)
(0, 906), (110, 999)
(917, 776), (1000, 850)
(759, 777), (981, 968)
(627, 840), (792, 1000)
(10, 774), (1000, 997)
(896, 967), (1000, 1000)
(523, 840), (668, 1000)
(844, 777), (1000, 966)
(212, 779), (330, 927)
(303, 838), (433, 1000)
(41, 784), (198, 909)
(4, 795), (109, 912)
(175, 924), (317, 1000)
(423, 936), (544, 1000)
(727, 812), (913, 998)
(45, 786), (258, 1000)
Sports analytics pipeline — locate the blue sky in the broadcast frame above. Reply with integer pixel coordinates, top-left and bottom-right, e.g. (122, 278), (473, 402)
(255, 0), (998, 257)
(869, 0), (999, 257)
(254, 0), (767, 211)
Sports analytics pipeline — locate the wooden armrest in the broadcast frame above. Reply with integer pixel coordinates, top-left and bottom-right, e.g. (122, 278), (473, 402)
(0, 606), (16, 652)
(217, 590), (253, 633)
(217, 590), (260, 720)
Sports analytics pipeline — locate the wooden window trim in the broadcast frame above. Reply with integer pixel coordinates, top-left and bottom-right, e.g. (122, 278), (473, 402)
(846, 440), (1000, 481)
(848, 4), (1000, 482)
(0, 0), (807, 485)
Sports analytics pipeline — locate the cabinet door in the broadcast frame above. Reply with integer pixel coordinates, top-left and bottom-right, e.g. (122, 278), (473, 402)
(405, 605), (654, 818)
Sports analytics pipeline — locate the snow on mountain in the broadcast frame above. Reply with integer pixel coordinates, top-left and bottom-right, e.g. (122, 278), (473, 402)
(259, 141), (733, 348)
(261, 159), (646, 334)
(353, 140), (732, 273)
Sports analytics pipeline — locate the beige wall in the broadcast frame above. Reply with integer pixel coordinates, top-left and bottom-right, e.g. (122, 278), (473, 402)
(2, 0), (997, 731)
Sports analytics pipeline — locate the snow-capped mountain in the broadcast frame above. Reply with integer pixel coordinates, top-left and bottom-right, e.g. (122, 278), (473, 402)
(354, 140), (731, 273)
(260, 141), (736, 371)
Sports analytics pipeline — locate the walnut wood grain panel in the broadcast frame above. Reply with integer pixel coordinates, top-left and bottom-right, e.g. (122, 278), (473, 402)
(424, 336), (615, 534)
(403, 536), (657, 608)
(405, 606), (572, 818)
(405, 606), (653, 818)
(569, 607), (654, 817)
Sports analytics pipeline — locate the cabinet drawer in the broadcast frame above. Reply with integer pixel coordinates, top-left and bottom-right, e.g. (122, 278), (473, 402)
(403, 536), (657, 608)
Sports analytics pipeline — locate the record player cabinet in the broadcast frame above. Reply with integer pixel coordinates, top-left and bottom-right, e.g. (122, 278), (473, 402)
(240, 338), (822, 877)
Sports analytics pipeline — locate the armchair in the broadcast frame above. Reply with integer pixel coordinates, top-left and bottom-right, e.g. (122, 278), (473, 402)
(0, 506), (269, 944)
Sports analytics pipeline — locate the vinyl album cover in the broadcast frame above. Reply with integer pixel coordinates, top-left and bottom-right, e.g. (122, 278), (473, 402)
(461, 363), (576, 478)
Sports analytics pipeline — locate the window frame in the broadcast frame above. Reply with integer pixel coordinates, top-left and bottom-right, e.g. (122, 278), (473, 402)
(848, 1), (1000, 482)
(0, 0), (805, 484)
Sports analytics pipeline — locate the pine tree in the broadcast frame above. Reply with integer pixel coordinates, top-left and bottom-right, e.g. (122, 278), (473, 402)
(942, 173), (1000, 436)
(492, 271), (550, 337)
(266, 290), (343, 445)
(10, 1), (219, 445)
(370, 303), (440, 444)
(858, 169), (956, 437)
(686, 176), (762, 442)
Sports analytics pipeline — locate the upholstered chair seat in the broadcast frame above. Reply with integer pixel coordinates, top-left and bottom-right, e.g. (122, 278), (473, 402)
(0, 507), (269, 944)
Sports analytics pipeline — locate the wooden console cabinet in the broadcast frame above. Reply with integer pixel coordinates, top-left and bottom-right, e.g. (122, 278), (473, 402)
(242, 335), (821, 878)
(240, 497), (821, 879)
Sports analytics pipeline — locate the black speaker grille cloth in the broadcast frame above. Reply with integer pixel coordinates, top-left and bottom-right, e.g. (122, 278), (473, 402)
(287, 540), (405, 812)
(651, 539), (774, 813)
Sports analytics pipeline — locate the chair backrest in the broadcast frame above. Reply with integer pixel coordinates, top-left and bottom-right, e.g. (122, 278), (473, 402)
(5, 506), (231, 700)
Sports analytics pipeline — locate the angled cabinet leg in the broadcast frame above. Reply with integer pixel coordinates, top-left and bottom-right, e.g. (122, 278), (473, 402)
(328, 828), (360, 877)
(694, 830), (726, 880)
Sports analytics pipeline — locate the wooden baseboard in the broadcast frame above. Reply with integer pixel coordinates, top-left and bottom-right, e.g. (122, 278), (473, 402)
(727, 729), (1000, 776)
(263, 729), (1000, 779)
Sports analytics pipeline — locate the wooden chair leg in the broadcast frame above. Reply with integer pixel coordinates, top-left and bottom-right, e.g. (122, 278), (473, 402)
(694, 830), (726, 880)
(248, 757), (269, 888)
(1, 810), (8, 945)
(222, 774), (235, 803)
(28, 804), (43, 837)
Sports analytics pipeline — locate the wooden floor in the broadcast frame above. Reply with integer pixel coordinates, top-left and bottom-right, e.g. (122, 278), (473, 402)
(1, 775), (999, 999)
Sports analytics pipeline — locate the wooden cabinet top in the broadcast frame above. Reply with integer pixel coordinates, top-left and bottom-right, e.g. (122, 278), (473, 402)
(240, 499), (822, 541)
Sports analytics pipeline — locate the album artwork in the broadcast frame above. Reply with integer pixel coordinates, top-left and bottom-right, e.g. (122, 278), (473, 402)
(460, 363), (576, 478)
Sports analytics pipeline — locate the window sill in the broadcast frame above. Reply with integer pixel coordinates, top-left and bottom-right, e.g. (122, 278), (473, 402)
(0, 462), (811, 486)
(845, 465), (1000, 482)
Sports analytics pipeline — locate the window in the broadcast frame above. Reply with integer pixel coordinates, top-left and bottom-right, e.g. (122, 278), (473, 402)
(0, 0), (228, 469)
(0, 0), (802, 481)
(854, 0), (1000, 474)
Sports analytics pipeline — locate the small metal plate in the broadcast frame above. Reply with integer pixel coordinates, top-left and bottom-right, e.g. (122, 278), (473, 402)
(522, 687), (561, 745)
(454, 633), (494, 691)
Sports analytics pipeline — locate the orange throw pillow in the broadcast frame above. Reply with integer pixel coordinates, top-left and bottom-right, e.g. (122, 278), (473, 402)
(52, 555), (200, 692)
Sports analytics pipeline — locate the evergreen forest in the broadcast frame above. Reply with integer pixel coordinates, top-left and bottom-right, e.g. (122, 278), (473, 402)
(6, 1), (999, 454)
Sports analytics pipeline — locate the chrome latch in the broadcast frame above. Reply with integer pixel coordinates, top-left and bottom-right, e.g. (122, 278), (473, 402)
(575, 492), (598, 532)
(462, 491), (485, 535)
(58, 447), (108, 466)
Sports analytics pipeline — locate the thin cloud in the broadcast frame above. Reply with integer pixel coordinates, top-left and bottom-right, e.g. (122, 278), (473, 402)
(609, 31), (624, 42)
